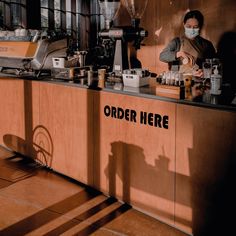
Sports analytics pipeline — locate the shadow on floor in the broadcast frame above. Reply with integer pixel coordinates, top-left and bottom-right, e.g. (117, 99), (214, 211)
(0, 146), (188, 236)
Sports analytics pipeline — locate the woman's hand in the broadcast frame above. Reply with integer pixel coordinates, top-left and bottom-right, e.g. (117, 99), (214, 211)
(176, 51), (196, 65)
(176, 51), (191, 59)
(176, 51), (186, 59)
(192, 83), (204, 98)
(193, 68), (203, 78)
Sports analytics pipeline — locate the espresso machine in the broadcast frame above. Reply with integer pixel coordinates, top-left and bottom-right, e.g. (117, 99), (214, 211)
(98, 0), (148, 76)
(0, 30), (67, 77)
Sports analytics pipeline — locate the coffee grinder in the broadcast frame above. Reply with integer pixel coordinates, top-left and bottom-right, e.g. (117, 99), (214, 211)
(98, 0), (148, 76)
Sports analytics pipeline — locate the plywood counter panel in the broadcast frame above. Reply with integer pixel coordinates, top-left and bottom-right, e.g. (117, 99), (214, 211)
(93, 90), (176, 225)
(1, 78), (236, 234)
(175, 104), (236, 235)
(0, 78), (39, 157)
(38, 82), (94, 185)
(0, 79), (94, 186)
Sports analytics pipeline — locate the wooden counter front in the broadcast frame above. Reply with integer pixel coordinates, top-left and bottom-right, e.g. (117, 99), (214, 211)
(37, 82), (94, 185)
(93, 90), (176, 225)
(0, 77), (235, 235)
(175, 104), (236, 234)
(0, 78), (39, 157)
(0, 78), (94, 186)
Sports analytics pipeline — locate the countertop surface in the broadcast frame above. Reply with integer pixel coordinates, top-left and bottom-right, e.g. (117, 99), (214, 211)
(1, 75), (236, 112)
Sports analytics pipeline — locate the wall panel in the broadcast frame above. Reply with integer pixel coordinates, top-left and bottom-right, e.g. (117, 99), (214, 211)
(0, 78), (39, 157)
(176, 104), (236, 235)
(93, 91), (176, 225)
(38, 83), (94, 185)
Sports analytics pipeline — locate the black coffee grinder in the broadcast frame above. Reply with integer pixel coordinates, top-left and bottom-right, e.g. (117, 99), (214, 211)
(98, 0), (148, 76)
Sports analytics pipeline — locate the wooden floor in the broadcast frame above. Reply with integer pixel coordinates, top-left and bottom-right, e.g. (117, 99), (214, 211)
(0, 146), (189, 236)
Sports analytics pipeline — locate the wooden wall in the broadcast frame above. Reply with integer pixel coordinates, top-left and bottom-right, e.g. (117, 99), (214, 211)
(116, 0), (236, 74)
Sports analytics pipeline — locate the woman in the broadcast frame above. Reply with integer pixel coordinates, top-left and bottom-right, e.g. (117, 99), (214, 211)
(159, 10), (216, 76)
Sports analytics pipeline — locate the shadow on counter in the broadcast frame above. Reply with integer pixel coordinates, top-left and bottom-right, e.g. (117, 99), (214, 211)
(103, 130), (236, 235)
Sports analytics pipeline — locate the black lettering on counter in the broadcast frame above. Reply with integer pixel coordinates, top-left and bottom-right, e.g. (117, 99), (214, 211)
(111, 106), (117, 118)
(104, 105), (169, 129)
(163, 115), (169, 129)
(154, 114), (162, 128)
(130, 110), (137, 122)
(140, 111), (169, 129)
(104, 105), (110, 117)
(117, 107), (124, 119)
(140, 111), (147, 125)
(125, 109), (129, 121)
(104, 105), (137, 123)
(148, 113), (154, 126)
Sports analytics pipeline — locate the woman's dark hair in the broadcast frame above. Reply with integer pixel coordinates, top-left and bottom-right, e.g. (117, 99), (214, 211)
(183, 10), (204, 29)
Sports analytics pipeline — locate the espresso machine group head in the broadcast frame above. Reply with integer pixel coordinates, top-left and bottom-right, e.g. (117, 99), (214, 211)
(98, 0), (148, 76)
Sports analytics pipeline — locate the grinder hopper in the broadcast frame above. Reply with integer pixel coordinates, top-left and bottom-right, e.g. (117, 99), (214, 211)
(98, 0), (148, 75)
(98, 0), (121, 29)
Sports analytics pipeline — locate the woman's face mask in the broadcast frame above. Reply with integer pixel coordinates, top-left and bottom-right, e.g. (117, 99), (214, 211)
(184, 15), (200, 39)
(184, 27), (200, 38)
(184, 18), (200, 38)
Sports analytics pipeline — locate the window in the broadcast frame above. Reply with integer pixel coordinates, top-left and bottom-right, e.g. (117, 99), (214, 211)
(40, 0), (79, 36)
(0, 1), (99, 50)
(0, 2), (3, 28)
(39, 0), (99, 50)
(54, 0), (61, 30)
(66, 0), (71, 34)
(11, 0), (21, 28)
(41, 0), (48, 29)
(0, 0), (26, 29)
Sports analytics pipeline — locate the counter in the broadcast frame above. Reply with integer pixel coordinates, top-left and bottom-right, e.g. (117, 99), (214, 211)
(0, 76), (236, 235)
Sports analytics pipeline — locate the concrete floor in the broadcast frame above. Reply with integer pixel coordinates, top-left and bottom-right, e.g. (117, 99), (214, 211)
(0, 146), (189, 236)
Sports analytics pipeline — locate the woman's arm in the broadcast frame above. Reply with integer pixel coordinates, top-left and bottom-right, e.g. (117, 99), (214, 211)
(159, 37), (181, 63)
